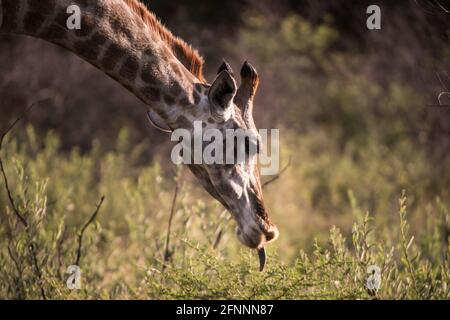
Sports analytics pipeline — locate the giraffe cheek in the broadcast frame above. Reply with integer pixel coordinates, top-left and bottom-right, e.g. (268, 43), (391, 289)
(229, 179), (244, 199)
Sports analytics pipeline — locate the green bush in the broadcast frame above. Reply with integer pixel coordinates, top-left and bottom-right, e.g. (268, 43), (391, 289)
(0, 127), (448, 299)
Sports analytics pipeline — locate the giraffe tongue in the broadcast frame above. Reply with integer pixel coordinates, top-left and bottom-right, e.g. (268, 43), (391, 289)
(257, 247), (266, 272)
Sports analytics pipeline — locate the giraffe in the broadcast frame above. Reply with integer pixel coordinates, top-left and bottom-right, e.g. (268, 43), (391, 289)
(0, 0), (279, 270)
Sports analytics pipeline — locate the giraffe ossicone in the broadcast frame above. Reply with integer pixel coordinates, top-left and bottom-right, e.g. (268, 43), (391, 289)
(0, 0), (280, 271)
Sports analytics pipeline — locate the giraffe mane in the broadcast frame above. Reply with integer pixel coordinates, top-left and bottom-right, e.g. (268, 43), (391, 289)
(123, 0), (206, 83)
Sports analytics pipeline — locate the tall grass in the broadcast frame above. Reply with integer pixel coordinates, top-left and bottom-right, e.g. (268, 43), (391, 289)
(0, 126), (448, 299)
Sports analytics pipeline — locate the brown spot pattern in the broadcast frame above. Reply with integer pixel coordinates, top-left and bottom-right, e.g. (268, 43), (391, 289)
(78, 0), (90, 8)
(194, 83), (203, 94)
(164, 94), (176, 105)
(28, 0), (54, 12)
(90, 32), (108, 45)
(74, 14), (95, 37)
(142, 86), (161, 102)
(1, 0), (20, 31)
(101, 43), (127, 70)
(74, 40), (101, 61)
(24, 11), (46, 34)
(170, 82), (182, 96)
(193, 91), (201, 104)
(55, 9), (68, 28)
(179, 97), (192, 107)
(141, 62), (160, 85)
(44, 24), (66, 41)
(176, 115), (193, 130)
(109, 15), (133, 40)
(119, 56), (139, 81)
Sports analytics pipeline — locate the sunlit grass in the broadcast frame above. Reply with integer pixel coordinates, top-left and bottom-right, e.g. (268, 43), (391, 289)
(0, 128), (448, 299)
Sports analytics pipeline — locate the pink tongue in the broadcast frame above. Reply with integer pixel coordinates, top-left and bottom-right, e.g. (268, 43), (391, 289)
(257, 247), (266, 272)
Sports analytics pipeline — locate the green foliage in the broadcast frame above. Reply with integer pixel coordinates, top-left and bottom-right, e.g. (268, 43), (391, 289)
(0, 128), (448, 299)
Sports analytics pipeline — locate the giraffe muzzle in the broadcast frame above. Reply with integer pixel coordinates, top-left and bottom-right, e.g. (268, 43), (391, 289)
(235, 218), (279, 271)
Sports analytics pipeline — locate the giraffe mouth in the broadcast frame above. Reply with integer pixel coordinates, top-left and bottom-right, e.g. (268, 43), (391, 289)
(186, 164), (278, 271)
(235, 220), (278, 272)
(235, 216), (279, 247)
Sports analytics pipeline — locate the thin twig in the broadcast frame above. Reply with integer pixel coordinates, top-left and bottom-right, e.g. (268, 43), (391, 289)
(56, 225), (68, 277)
(163, 180), (181, 264)
(433, 0), (450, 13)
(7, 244), (22, 279)
(262, 156), (292, 188)
(28, 242), (46, 300)
(436, 72), (449, 92)
(0, 102), (49, 299)
(7, 242), (24, 299)
(0, 103), (36, 145)
(414, 0), (450, 14)
(0, 161), (27, 227)
(74, 196), (105, 266)
(213, 227), (223, 249)
(0, 103), (37, 227)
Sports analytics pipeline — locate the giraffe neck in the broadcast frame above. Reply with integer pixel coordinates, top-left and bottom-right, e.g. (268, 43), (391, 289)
(0, 0), (208, 128)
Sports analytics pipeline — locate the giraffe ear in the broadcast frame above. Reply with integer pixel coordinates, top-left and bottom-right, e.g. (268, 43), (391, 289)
(208, 70), (237, 121)
(217, 60), (234, 77)
(239, 61), (259, 98)
(234, 61), (259, 125)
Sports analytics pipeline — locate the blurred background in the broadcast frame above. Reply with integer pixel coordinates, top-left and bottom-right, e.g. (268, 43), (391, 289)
(0, 0), (449, 261)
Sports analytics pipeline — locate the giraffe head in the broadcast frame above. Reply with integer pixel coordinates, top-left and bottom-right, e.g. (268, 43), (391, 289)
(0, 0), (277, 269)
(185, 61), (279, 261)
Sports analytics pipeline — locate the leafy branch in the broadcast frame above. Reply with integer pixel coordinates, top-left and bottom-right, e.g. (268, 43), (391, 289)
(0, 103), (47, 299)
